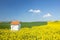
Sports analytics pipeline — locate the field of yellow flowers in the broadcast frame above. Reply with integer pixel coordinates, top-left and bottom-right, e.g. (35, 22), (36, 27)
(0, 22), (60, 40)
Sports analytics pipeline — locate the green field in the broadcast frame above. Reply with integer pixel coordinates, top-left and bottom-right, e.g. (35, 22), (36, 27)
(0, 22), (47, 29)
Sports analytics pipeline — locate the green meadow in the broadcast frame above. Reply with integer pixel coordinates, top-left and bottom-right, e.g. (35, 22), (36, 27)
(0, 22), (47, 29)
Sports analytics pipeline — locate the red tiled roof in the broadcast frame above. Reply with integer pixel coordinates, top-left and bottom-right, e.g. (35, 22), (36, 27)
(11, 21), (20, 25)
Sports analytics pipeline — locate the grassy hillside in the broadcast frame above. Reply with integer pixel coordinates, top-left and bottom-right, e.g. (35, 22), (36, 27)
(21, 22), (47, 28)
(0, 22), (47, 29)
(0, 22), (10, 29)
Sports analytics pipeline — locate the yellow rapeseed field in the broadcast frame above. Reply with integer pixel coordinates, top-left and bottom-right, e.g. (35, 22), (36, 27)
(0, 22), (60, 40)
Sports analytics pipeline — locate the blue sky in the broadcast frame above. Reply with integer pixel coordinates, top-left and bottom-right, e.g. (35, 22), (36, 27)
(0, 0), (60, 22)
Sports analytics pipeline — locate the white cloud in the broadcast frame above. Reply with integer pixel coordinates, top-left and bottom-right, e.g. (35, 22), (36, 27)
(28, 9), (41, 13)
(43, 13), (52, 18)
